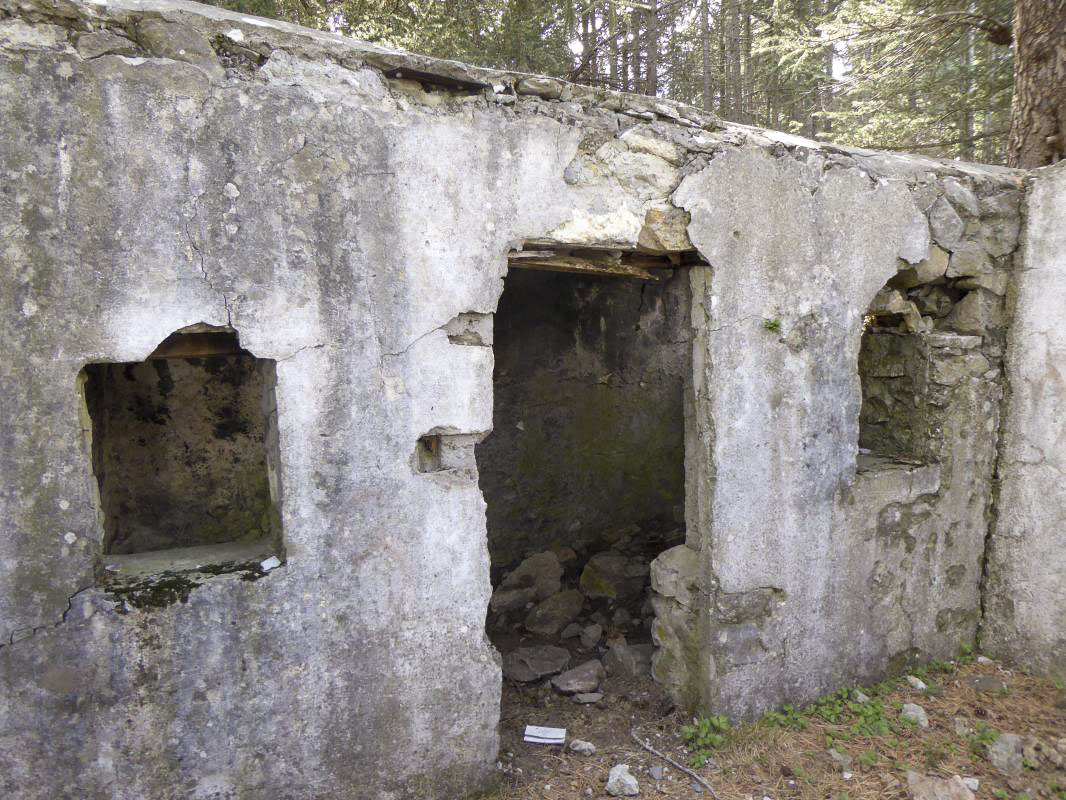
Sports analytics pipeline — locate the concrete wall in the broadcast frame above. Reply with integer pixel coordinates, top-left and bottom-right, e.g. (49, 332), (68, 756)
(981, 162), (1066, 680)
(0, 0), (1058, 797)
(477, 268), (690, 568)
(658, 148), (1022, 720)
(0, 5), (570, 797)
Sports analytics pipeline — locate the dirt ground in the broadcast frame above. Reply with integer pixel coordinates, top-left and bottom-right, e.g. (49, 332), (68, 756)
(488, 655), (1066, 800)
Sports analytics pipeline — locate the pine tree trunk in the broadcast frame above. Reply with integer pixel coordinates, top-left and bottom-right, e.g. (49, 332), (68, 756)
(701, 0), (712, 111)
(608, 2), (618, 90)
(1007, 0), (1066, 168)
(645, 0), (659, 96)
(722, 0), (738, 119)
(631, 9), (643, 94)
(740, 0), (751, 122)
(959, 2), (975, 161)
(718, 1), (729, 117)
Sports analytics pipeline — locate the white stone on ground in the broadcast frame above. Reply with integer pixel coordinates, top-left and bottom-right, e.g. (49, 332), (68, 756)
(605, 764), (640, 796)
(901, 703), (929, 728)
(905, 771), (975, 800)
(568, 739), (596, 756)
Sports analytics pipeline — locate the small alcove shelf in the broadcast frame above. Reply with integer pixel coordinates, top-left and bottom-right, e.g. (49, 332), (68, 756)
(79, 325), (285, 602)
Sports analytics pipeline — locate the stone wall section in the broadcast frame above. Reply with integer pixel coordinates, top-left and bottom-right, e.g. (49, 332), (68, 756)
(664, 147), (1023, 720)
(981, 162), (1066, 680)
(0, 0), (1056, 797)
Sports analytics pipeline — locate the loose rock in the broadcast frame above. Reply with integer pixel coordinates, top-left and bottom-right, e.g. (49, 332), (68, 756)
(569, 739), (596, 756)
(986, 732), (1023, 776)
(490, 585), (537, 613)
(134, 19), (224, 80)
(853, 688), (871, 703)
(901, 703), (929, 729)
(966, 675), (1007, 693)
(894, 245), (949, 288)
(572, 692), (603, 704)
(75, 30), (140, 59)
(905, 771), (975, 800)
(606, 764), (640, 797)
(611, 607), (633, 628)
(561, 622), (583, 639)
(501, 645), (570, 682)
(928, 195), (966, 251)
(580, 623), (603, 649)
(524, 589), (585, 636)
(906, 675), (927, 691)
(826, 748), (852, 771)
(580, 552), (648, 600)
(551, 659), (606, 694)
(495, 552), (563, 607)
(604, 643), (654, 677)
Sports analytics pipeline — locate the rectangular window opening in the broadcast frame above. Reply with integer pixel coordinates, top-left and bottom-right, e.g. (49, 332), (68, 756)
(80, 329), (283, 582)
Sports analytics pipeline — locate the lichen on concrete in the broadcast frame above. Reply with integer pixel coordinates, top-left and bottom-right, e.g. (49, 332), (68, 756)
(0, 0), (1056, 798)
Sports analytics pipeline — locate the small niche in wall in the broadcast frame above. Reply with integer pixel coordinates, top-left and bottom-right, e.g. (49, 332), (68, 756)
(857, 261), (999, 470)
(79, 325), (284, 592)
(416, 434), (443, 473)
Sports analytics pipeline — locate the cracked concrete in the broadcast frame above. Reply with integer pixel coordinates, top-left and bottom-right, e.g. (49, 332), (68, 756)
(1, 584), (94, 649)
(980, 161), (1066, 680)
(0, 0), (1058, 798)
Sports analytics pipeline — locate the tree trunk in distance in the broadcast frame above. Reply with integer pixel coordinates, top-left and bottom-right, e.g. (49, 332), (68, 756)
(608, 2), (618, 90)
(701, 0), (712, 111)
(645, 0), (659, 96)
(1007, 0), (1066, 168)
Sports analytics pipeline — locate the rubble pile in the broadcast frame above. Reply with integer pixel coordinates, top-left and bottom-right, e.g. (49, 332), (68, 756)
(488, 523), (684, 698)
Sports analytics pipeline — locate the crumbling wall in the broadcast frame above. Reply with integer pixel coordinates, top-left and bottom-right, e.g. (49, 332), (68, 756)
(477, 268), (690, 567)
(0, 4), (580, 798)
(0, 0), (1056, 797)
(666, 147), (1023, 720)
(981, 162), (1066, 680)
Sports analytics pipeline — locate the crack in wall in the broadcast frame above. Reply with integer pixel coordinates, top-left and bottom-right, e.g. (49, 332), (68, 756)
(277, 343), (326, 362)
(1, 584), (95, 651)
(181, 191), (232, 325)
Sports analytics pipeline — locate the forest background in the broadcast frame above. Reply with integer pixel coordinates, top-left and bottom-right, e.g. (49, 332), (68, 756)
(199, 0), (1062, 169)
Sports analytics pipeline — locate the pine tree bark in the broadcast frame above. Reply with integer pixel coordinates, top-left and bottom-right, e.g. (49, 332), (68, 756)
(721, 0), (738, 119)
(718, 1), (729, 117)
(956, 3), (975, 160)
(608, 2), (618, 90)
(1006, 0), (1066, 168)
(645, 0), (659, 96)
(701, 0), (712, 111)
(740, 0), (751, 122)
(631, 9), (643, 94)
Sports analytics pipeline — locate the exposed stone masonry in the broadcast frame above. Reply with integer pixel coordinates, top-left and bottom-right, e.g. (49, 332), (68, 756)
(0, 1), (1061, 799)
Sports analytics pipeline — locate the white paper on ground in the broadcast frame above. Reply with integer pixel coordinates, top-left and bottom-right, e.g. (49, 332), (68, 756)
(523, 725), (566, 744)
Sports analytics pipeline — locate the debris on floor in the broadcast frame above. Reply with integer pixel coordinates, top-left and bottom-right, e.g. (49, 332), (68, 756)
(489, 654), (1066, 800)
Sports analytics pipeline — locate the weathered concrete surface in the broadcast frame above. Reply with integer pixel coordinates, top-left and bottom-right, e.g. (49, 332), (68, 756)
(0, 2), (583, 797)
(477, 269), (690, 567)
(0, 0), (1052, 796)
(671, 148), (1020, 719)
(981, 162), (1066, 680)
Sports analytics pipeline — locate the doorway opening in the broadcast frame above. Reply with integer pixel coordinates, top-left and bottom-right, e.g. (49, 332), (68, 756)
(476, 258), (692, 729)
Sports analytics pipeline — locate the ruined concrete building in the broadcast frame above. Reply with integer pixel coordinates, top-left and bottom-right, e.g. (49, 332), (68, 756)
(0, 0), (1063, 797)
